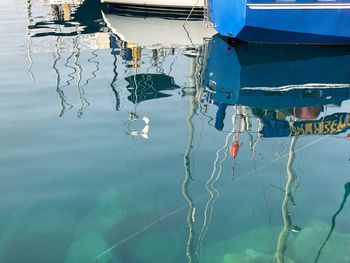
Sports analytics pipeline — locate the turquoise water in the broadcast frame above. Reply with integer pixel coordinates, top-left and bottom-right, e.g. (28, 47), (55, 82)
(1, 1), (350, 262)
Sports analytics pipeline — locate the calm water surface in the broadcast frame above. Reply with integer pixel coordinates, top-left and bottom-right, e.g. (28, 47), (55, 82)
(1, 1), (350, 262)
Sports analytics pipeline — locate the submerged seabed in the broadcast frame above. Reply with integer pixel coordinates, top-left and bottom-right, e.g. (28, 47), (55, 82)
(0, 0), (350, 263)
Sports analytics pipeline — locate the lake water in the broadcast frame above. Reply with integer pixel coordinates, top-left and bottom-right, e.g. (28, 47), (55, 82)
(1, 1), (350, 263)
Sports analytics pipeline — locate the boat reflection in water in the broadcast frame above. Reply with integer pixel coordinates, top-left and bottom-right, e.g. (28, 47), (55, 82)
(199, 34), (350, 263)
(103, 11), (215, 138)
(202, 34), (350, 138)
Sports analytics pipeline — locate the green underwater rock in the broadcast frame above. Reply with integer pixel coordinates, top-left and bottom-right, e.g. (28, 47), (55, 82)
(222, 249), (295, 263)
(64, 231), (118, 263)
(66, 190), (133, 263)
(74, 190), (127, 237)
(292, 221), (350, 263)
(67, 188), (163, 263)
(204, 227), (281, 263)
(65, 190), (125, 263)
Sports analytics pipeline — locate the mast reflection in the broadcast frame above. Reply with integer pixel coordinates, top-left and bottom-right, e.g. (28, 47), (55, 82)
(276, 136), (298, 263)
(26, 0), (115, 116)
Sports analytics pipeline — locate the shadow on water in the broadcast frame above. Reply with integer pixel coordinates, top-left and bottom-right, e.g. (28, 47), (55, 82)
(125, 73), (180, 104)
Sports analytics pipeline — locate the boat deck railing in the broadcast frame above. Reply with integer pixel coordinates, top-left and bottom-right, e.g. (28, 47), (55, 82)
(203, 0), (212, 26)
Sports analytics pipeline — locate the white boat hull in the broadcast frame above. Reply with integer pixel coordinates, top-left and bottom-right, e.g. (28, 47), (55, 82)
(101, 0), (204, 8)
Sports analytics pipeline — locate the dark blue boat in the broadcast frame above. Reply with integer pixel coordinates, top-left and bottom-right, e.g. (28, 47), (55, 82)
(202, 35), (350, 137)
(207, 0), (350, 44)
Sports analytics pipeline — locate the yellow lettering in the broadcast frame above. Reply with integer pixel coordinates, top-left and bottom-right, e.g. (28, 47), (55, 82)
(346, 114), (350, 127)
(305, 123), (313, 135)
(330, 120), (338, 134)
(324, 121), (332, 133)
(297, 124), (305, 135)
(314, 122), (324, 134)
(337, 115), (347, 132)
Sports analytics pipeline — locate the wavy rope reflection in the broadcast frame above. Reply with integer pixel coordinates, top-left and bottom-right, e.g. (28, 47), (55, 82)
(196, 109), (237, 261)
(80, 50), (99, 89)
(276, 136), (298, 263)
(314, 180), (350, 263)
(73, 35), (90, 117)
(110, 47), (120, 111)
(182, 94), (197, 263)
(61, 50), (77, 89)
(52, 36), (73, 116)
(26, 0), (35, 82)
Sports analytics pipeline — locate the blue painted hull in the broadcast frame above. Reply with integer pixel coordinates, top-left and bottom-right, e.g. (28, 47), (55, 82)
(208, 0), (350, 44)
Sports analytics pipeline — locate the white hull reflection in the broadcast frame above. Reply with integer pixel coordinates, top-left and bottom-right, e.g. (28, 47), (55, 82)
(102, 12), (215, 49)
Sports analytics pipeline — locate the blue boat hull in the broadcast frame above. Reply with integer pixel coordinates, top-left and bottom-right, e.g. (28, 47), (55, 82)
(208, 0), (350, 44)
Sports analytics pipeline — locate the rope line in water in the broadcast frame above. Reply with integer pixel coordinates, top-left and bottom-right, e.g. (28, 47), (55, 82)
(233, 136), (328, 185)
(92, 135), (329, 262)
(91, 206), (186, 262)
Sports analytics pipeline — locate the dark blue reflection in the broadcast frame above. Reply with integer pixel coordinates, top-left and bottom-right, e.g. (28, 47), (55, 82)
(203, 35), (350, 137)
(29, 0), (106, 37)
(125, 74), (180, 104)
